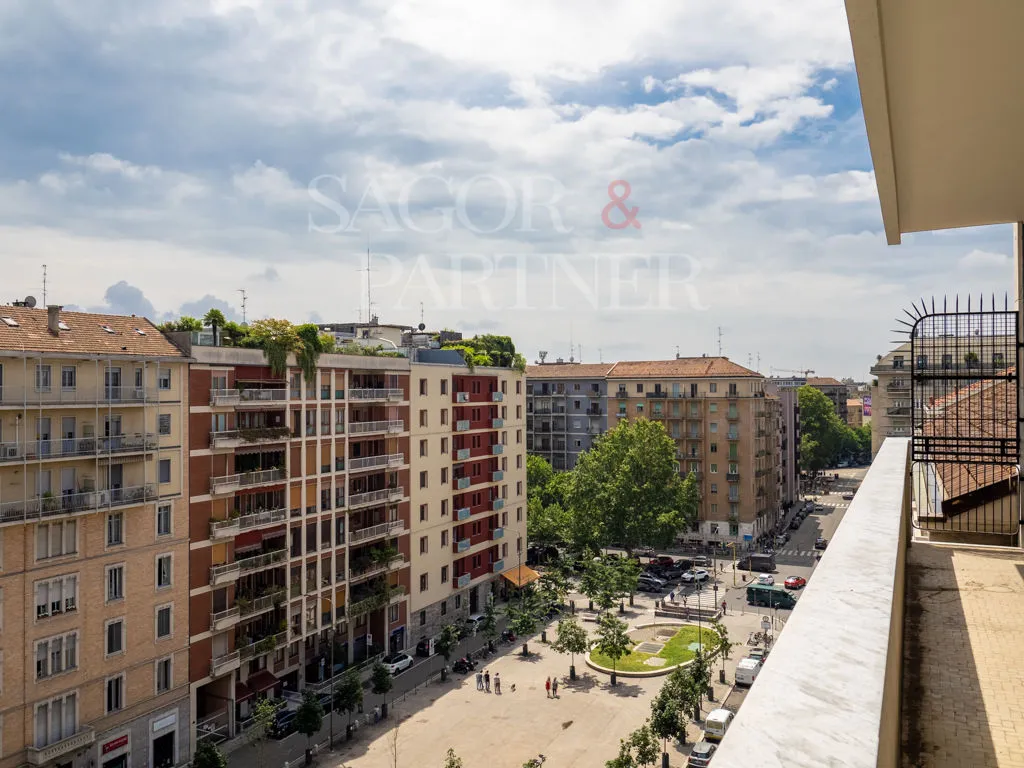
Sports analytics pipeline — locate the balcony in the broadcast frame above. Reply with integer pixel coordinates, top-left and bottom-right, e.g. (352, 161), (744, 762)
(238, 507), (288, 531)
(455, 420), (470, 432)
(348, 585), (406, 617)
(492, 418), (504, 428)
(349, 388), (404, 401)
(455, 448), (471, 461)
(456, 506), (471, 521)
(456, 573), (470, 589)
(238, 388), (287, 406)
(209, 517), (240, 540)
(210, 561), (241, 586)
(350, 554), (406, 583)
(0, 433), (159, 464)
(455, 538), (470, 553)
(886, 382), (911, 393)
(491, 559), (504, 573)
(645, 390), (668, 399)
(239, 631), (288, 661)
(0, 385), (161, 408)
(726, 472), (740, 482)
(349, 453), (404, 471)
(887, 407), (911, 417)
(210, 468), (285, 495)
(350, 519), (404, 544)
(349, 419), (404, 435)
(456, 476), (471, 490)
(491, 444), (504, 455)
(492, 391), (504, 402)
(26, 727), (96, 766)
(238, 590), (285, 618)
(492, 498), (505, 511)
(210, 606), (241, 631)
(210, 650), (241, 677)
(0, 484), (158, 526)
(210, 388), (241, 406)
(237, 548), (288, 574)
(491, 527), (504, 540)
(492, 470), (504, 482)
(210, 426), (291, 448)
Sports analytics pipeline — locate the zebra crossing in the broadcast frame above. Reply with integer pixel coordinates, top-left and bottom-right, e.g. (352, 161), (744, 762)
(775, 549), (822, 558)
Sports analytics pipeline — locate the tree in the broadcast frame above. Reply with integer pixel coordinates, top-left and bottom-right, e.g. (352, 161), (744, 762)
(371, 661), (394, 719)
(435, 623), (461, 680)
(649, 684), (687, 760)
(537, 568), (570, 615)
(526, 454), (554, 500)
(594, 610), (631, 686)
(606, 723), (660, 768)
(248, 318), (300, 378)
(203, 309), (227, 343)
(580, 557), (619, 612)
(687, 649), (712, 717)
(798, 385), (847, 472)
(508, 587), (543, 655)
(708, 619), (734, 678)
(665, 665), (702, 731)
(249, 697), (278, 768)
(480, 594), (499, 650)
(333, 669), (364, 736)
(443, 748), (464, 768)
(295, 323), (326, 384)
(527, 496), (568, 549)
(568, 419), (696, 554)
(611, 555), (642, 606)
(551, 616), (590, 679)
(295, 689), (324, 764)
(192, 740), (227, 768)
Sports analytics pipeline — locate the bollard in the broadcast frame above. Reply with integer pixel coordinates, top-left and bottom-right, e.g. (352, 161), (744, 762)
(570, 664), (577, 681)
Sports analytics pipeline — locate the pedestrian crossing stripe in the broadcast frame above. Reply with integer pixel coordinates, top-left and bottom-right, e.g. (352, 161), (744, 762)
(776, 549), (817, 557)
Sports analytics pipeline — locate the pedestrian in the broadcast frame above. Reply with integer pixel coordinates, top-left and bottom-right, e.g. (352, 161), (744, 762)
(545, 677), (551, 697)
(476, 670), (484, 690)
(552, 677), (559, 698)
(721, 600), (728, 615)
(484, 670), (491, 692)
(494, 673), (501, 694)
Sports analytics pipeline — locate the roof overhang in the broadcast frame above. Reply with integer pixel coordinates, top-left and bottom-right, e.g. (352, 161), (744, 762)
(846, 0), (1024, 244)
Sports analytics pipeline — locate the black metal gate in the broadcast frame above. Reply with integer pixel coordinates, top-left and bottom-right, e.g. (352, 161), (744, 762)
(900, 296), (1019, 538)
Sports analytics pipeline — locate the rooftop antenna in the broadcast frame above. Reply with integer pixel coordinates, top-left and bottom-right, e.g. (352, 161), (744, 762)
(569, 322), (574, 364)
(579, 345), (583, 363)
(237, 289), (248, 325)
(675, 345), (680, 360)
(598, 347), (603, 363)
(756, 352), (761, 372)
(42, 264), (47, 306)
(420, 302), (424, 328)
(748, 353), (752, 368)
(360, 246), (375, 323)
(717, 326), (724, 357)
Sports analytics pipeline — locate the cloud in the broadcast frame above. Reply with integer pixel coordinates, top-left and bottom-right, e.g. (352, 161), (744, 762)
(959, 249), (1009, 269)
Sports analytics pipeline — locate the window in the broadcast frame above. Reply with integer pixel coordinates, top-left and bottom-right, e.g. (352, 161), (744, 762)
(419, 504), (428, 522)
(34, 692), (77, 749)
(158, 414), (171, 435)
(35, 633), (77, 679)
(441, 437), (450, 455)
(419, 378), (428, 395)
(893, 355), (905, 369)
(441, 380), (448, 395)
(156, 605), (172, 639)
(455, 594), (462, 609)
(916, 354), (928, 369)
(156, 504), (172, 536)
(941, 353), (953, 369)
(636, 383), (643, 393)
(441, 530), (449, 546)
(516, 429), (522, 443)
(441, 499), (449, 516)
(156, 554), (172, 588)
(516, 507), (523, 522)
(516, 480), (523, 496)
(419, 536), (428, 554)
(157, 368), (171, 389)
(710, 422), (718, 433)
(106, 513), (124, 546)
(35, 521), (76, 560)
(441, 467), (448, 484)
(106, 675), (124, 713)
(419, 471), (428, 489)
(440, 600), (447, 615)
(994, 352), (1005, 367)
(709, 403), (717, 413)
(419, 410), (428, 427)
(388, 604), (399, 623)
(61, 366), (76, 390)
(710, 443), (718, 453)
(516, 380), (521, 394)
(710, 464), (718, 473)
(159, 459), (171, 484)
(711, 483), (718, 494)
(106, 565), (125, 602)
(709, 382), (717, 393)
(419, 574), (428, 592)
(35, 575), (77, 619)
(419, 610), (427, 626)
(156, 657), (172, 694)
(35, 365), (52, 392)
(419, 439), (428, 457)
(517, 454), (523, 469)
(137, 368), (146, 388)
(105, 619), (125, 655)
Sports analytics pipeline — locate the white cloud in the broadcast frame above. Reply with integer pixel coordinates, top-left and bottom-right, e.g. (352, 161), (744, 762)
(960, 249), (1010, 268)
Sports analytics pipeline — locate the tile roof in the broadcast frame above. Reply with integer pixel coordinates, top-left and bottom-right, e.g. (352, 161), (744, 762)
(608, 357), (760, 379)
(0, 306), (186, 358)
(847, 399), (862, 406)
(807, 377), (845, 387)
(525, 363), (616, 379)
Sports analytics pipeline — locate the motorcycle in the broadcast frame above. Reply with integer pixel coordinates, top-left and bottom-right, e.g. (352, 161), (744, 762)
(501, 629), (517, 643)
(452, 656), (477, 674)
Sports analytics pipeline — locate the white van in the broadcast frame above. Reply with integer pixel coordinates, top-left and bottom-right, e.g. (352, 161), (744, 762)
(702, 709), (734, 742)
(735, 657), (762, 686)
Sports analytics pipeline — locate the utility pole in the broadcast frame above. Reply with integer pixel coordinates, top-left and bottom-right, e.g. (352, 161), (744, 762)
(237, 289), (248, 325)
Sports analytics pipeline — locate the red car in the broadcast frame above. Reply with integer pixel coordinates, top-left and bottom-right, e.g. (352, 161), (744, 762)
(784, 575), (807, 590)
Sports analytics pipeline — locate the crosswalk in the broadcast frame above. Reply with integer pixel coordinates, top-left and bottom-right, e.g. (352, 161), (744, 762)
(775, 549), (821, 558)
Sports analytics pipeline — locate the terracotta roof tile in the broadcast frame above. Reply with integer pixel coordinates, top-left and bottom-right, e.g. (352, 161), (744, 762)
(0, 306), (185, 358)
(525, 363), (616, 379)
(807, 377), (845, 387)
(608, 357), (760, 379)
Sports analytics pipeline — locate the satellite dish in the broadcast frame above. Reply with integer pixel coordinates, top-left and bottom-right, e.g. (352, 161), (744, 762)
(418, 323), (426, 331)
(25, 296), (37, 308)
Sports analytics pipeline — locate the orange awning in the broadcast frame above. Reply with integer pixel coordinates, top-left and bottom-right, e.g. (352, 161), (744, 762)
(501, 565), (541, 588)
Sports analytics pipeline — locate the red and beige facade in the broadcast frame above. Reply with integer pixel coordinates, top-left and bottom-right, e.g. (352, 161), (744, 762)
(0, 307), (190, 768)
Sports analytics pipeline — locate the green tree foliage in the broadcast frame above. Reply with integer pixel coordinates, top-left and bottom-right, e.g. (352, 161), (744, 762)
(435, 623), (461, 666)
(606, 723), (660, 768)
(202, 308), (227, 330)
(798, 385), (847, 472)
(249, 697), (279, 768)
(526, 454), (554, 501)
(649, 683), (686, 753)
(295, 323), (326, 383)
(295, 689), (324, 751)
(593, 610), (632, 680)
(580, 557), (619, 611)
(536, 568), (570, 614)
(333, 669), (364, 727)
(192, 740), (227, 768)
(480, 595), (499, 644)
(508, 587), (544, 640)
(440, 334), (526, 371)
(248, 318), (300, 378)
(443, 748), (464, 768)
(568, 419), (696, 553)
(550, 616), (590, 673)
(371, 661), (394, 699)
(708, 619), (734, 674)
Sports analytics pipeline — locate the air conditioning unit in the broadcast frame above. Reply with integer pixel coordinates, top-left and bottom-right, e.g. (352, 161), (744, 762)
(133, 388), (146, 400)
(4, 445), (19, 459)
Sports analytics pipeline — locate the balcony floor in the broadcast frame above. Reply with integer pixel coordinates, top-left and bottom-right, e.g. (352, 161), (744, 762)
(903, 542), (1024, 768)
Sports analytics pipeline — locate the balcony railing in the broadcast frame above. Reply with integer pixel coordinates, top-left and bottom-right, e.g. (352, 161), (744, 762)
(492, 470), (504, 482)
(710, 438), (910, 768)
(456, 538), (470, 553)
(238, 590), (285, 618)
(455, 420), (470, 432)
(456, 573), (471, 589)
(456, 392), (470, 403)
(492, 418), (504, 428)
(210, 561), (241, 585)
(491, 527), (504, 540)
(210, 388), (241, 406)
(491, 444), (504, 455)
(350, 519), (404, 544)
(210, 426), (291, 448)
(492, 391), (504, 402)
(0, 484), (157, 526)
(491, 559), (504, 573)
(456, 506), (471, 521)
(886, 406), (910, 416)
(238, 507), (288, 531)
(349, 420), (404, 435)
(726, 472), (740, 482)
(349, 453), (404, 471)
(350, 554), (406, 582)
(0, 386), (160, 407)
(455, 448), (471, 461)
(210, 650), (241, 677)
(210, 606), (241, 631)
(238, 631), (288, 661)
(348, 488), (391, 508)
(26, 727), (96, 766)
(210, 468), (285, 494)
(349, 388), (403, 400)
(237, 548), (288, 574)
(492, 498), (505, 511)
(209, 517), (240, 540)
(348, 585), (406, 617)
(238, 388), (287, 404)
(0, 433), (158, 463)
(456, 477), (471, 490)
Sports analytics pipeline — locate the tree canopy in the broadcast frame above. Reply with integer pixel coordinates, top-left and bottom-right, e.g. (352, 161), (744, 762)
(799, 385), (871, 470)
(441, 334), (527, 372)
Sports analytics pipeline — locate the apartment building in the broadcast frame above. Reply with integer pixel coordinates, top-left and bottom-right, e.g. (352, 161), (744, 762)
(170, 335), (412, 747)
(524, 364), (612, 470)
(764, 381), (800, 507)
(607, 358), (782, 546)
(408, 352), (527, 641)
(0, 307), (190, 768)
(846, 399), (864, 428)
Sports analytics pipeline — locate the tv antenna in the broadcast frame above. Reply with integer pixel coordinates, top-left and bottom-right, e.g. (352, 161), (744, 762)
(360, 247), (374, 322)
(237, 289), (248, 325)
(717, 326), (724, 356)
(42, 265), (47, 306)
(569, 322), (574, 363)
(598, 347), (603, 363)
(420, 302), (424, 328)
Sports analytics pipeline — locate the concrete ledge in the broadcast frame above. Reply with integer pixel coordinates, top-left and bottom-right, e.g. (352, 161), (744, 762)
(710, 438), (911, 768)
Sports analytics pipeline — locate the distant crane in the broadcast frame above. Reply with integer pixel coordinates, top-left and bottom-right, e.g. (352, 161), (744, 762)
(770, 367), (815, 378)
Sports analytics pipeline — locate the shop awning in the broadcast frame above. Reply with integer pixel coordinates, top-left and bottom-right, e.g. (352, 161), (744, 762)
(248, 670), (279, 694)
(501, 565), (541, 588)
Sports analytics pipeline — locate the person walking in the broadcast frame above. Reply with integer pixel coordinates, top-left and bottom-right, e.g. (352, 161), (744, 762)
(721, 600), (728, 615)
(545, 677), (551, 698)
(551, 677), (559, 698)
(494, 673), (501, 694)
(484, 670), (491, 692)
(476, 670), (484, 690)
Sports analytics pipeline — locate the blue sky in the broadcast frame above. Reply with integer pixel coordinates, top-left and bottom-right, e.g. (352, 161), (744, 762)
(0, 0), (1013, 378)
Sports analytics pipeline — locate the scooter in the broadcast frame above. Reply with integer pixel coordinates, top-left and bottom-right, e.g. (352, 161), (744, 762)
(501, 629), (517, 643)
(452, 656), (477, 674)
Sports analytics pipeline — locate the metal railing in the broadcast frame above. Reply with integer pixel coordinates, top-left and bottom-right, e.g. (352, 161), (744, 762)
(348, 488), (390, 508)
(238, 388), (287, 403)
(349, 388), (403, 400)
(210, 427), (291, 447)
(238, 631), (288, 661)
(211, 650), (241, 676)
(349, 420), (404, 434)
(210, 468), (285, 494)
(348, 453), (404, 471)
(0, 484), (157, 525)
(238, 590), (285, 617)
(350, 519), (404, 544)
(25, 727), (96, 766)
(237, 548), (288, 574)
(210, 389), (241, 406)
(210, 561), (242, 584)
(0, 386), (161, 407)
(238, 507), (288, 530)
(211, 606), (241, 629)
(0, 433), (158, 463)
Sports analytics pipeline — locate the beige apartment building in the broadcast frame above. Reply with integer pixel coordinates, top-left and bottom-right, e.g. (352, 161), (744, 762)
(607, 358), (782, 547)
(409, 355), (527, 643)
(0, 307), (190, 768)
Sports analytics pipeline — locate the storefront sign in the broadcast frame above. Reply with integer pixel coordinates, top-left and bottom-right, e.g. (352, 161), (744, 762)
(152, 712), (177, 733)
(102, 735), (129, 755)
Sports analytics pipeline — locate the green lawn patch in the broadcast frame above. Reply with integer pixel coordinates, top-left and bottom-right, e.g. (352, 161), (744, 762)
(589, 625), (718, 674)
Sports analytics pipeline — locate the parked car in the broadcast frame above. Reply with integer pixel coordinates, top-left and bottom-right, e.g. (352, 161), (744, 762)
(688, 741), (717, 767)
(681, 568), (710, 583)
(692, 555), (712, 568)
(674, 557), (694, 570)
(756, 573), (775, 586)
(268, 708), (297, 739)
(382, 652), (414, 675)
(464, 614), (485, 634)
(735, 657), (762, 686)
(661, 564), (685, 580)
(784, 575), (807, 590)
(637, 574), (666, 592)
(415, 636), (433, 657)
(652, 555), (675, 568)
(748, 647), (769, 662)
(774, 534), (789, 547)
(814, 537), (828, 550)
(842, 493), (854, 500)
(789, 518), (802, 530)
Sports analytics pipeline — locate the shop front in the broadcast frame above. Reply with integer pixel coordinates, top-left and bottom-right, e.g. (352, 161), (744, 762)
(99, 734), (129, 768)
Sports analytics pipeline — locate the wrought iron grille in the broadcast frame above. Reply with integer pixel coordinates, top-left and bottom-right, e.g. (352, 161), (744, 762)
(898, 296), (1019, 538)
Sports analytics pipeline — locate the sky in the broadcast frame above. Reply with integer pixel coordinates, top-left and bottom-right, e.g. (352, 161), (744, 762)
(0, 0), (1015, 380)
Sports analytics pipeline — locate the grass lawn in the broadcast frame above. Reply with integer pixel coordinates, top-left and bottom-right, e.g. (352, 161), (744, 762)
(589, 625), (719, 674)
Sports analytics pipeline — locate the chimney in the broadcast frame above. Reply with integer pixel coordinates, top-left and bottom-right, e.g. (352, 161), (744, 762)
(47, 305), (62, 335)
